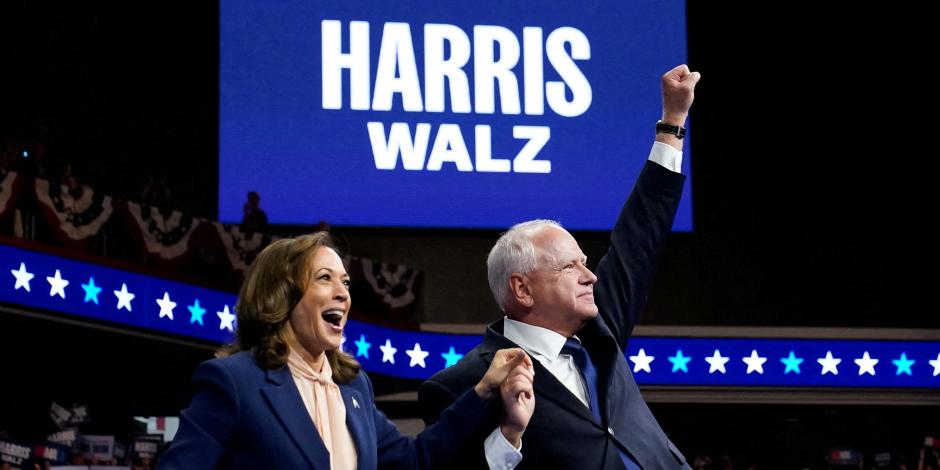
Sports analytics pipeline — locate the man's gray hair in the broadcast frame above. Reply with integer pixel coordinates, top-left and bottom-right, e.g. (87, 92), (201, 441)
(487, 219), (563, 312)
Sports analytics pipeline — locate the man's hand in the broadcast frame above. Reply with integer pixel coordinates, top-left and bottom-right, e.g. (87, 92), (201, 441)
(498, 355), (535, 448)
(474, 348), (531, 400)
(661, 64), (701, 126)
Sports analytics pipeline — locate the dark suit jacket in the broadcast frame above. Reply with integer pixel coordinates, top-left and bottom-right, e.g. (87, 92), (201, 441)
(160, 351), (498, 470)
(419, 161), (690, 470)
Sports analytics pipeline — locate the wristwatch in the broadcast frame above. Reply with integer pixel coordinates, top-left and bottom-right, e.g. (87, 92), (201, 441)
(655, 120), (686, 139)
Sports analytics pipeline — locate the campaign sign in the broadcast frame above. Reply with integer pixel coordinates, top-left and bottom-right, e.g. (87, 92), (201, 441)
(47, 429), (78, 448)
(49, 401), (72, 429)
(0, 439), (32, 469)
(34, 443), (70, 464)
(78, 435), (114, 462)
(131, 438), (160, 460)
(219, 0), (691, 230)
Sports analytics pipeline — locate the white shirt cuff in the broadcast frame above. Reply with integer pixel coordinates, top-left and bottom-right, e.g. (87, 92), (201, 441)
(648, 141), (683, 173)
(484, 427), (523, 470)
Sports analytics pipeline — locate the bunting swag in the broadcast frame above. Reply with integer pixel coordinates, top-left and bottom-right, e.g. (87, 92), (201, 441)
(34, 179), (113, 240)
(0, 169), (21, 218)
(345, 255), (423, 325)
(12, 176), (427, 324)
(126, 202), (200, 259)
(360, 257), (419, 308)
(211, 222), (280, 272)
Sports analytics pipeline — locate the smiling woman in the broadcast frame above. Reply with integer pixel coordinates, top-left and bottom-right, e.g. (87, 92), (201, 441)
(222, 232), (360, 383)
(158, 232), (537, 470)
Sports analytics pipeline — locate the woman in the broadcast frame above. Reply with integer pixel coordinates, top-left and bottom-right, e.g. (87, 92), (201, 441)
(159, 232), (534, 469)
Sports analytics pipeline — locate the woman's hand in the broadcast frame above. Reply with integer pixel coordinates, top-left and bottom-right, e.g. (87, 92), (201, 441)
(473, 348), (531, 400)
(472, 348), (535, 448)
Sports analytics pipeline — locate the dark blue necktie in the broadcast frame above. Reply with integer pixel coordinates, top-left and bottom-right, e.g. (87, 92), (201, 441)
(562, 338), (641, 470)
(561, 338), (602, 422)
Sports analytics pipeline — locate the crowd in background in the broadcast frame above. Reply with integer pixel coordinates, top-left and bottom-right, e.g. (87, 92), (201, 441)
(2, 400), (937, 470)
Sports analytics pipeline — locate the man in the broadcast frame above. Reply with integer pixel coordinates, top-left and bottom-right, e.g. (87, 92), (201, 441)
(419, 64), (699, 470)
(241, 190), (268, 235)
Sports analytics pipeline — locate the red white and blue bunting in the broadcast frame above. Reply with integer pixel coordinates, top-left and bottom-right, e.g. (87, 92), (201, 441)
(126, 202), (200, 260)
(356, 256), (420, 309)
(211, 222), (280, 272)
(5, 175), (424, 321)
(34, 179), (113, 241)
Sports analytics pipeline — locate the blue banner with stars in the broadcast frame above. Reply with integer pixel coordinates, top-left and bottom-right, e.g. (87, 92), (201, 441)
(2, 243), (236, 344)
(3, 243), (939, 388)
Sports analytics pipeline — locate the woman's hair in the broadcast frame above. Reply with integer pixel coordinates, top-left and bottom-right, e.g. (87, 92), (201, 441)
(219, 232), (360, 384)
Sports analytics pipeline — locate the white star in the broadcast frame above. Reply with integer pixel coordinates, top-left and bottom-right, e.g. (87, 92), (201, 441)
(114, 283), (135, 311)
(156, 292), (176, 320)
(929, 353), (940, 377)
(817, 351), (842, 375)
(11, 263), (34, 292)
(854, 351), (879, 376)
(742, 350), (767, 374)
(46, 269), (69, 299)
(704, 349), (730, 374)
(217, 305), (236, 332)
(628, 348), (655, 373)
(380, 339), (398, 364)
(405, 343), (429, 368)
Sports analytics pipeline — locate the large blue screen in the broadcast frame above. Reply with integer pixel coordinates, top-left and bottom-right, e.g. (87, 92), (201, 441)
(219, 0), (690, 230)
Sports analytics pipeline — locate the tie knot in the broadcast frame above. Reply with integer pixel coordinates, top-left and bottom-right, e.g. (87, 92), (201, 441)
(561, 338), (587, 359)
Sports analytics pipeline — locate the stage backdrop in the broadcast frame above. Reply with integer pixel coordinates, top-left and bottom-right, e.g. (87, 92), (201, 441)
(218, 0), (691, 230)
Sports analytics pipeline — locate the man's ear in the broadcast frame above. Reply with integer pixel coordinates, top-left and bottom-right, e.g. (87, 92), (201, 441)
(509, 273), (534, 308)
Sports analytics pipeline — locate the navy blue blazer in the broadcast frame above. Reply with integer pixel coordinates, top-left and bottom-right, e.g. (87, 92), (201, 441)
(419, 162), (691, 469)
(160, 351), (497, 470)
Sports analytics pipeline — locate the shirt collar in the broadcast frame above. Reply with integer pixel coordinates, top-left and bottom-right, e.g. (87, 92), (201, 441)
(503, 316), (571, 362)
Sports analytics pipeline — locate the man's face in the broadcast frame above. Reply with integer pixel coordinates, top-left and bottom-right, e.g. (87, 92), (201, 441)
(525, 226), (598, 334)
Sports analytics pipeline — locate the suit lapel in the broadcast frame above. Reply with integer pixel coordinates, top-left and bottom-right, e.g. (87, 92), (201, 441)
(338, 385), (370, 469)
(531, 359), (601, 425)
(483, 320), (602, 427)
(582, 317), (641, 451)
(261, 367), (331, 469)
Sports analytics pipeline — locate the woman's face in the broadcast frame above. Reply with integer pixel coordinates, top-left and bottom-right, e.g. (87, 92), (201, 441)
(287, 246), (351, 358)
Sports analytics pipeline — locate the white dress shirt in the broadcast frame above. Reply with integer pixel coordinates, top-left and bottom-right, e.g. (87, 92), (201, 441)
(504, 317), (592, 408)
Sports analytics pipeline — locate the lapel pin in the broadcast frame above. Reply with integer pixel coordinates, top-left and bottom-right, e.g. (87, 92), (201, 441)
(352, 397), (360, 409)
